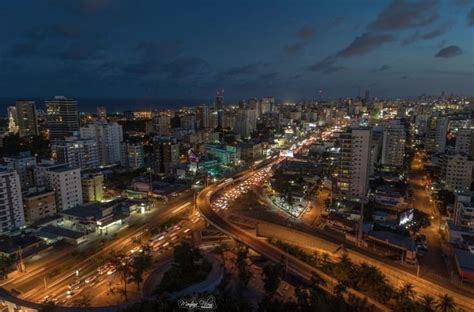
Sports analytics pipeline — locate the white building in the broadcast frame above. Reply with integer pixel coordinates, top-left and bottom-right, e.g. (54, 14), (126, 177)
(381, 123), (406, 167)
(453, 192), (474, 230)
(42, 165), (83, 211)
(335, 128), (372, 199)
(455, 128), (474, 158)
(51, 136), (99, 170)
(441, 154), (474, 192)
(426, 116), (448, 154)
(80, 121), (123, 166)
(0, 169), (25, 234)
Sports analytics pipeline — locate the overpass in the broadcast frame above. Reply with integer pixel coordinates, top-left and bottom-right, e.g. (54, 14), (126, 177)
(196, 162), (391, 312)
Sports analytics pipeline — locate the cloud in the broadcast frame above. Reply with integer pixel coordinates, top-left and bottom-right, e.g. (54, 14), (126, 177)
(469, 7), (474, 26)
(401, 24), (447, 45)
(368, 0), (439, 32)
(78, 0), (112, 15)
(296, 24), (316, 40)
(371, 65), (391, 72)
(401, 75), (409, 79)
(217, 62), (267, 79)
(60, 40), (104, 61)
(259, 72), (278, 81)
(123, 40), (181, 74)
(161, 56), (210, 80)
(337, 33), (393, 57)
(435, 45), (462, 58)
(283, 42), (306, 56)
(51, 24), (82, 38)
(308, 56), (344, 74)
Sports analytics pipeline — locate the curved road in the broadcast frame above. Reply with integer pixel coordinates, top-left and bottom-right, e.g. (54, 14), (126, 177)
(196, 162), (390, 312)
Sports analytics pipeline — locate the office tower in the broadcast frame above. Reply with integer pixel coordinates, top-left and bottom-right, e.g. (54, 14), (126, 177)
(235, 108), (257, 138)
(455, 128), (474, 158)
(222, 112), (236, 130)
(152, 137), (180, 175)
(120, 142), (145, 170)
(425, 116), (448, 154)
(440, 154), (473, 192)
(7, 106), (19, 134)
(42, 164), (83, 211)
(46, 96), (79, 141)
(453, 192), (474, 230)
(196, 105), (209, 130)
(3, 152), (37, 190)
(381, 123), (406, 167)
(51, 136), (99, 170)
(80, 121), (123, 166)
(81, 172), (104, 202)
(23, 191), (57, 224)
(15, 100), (39, 137)
(0, 169), (25, 234)
(335, 128), (372, 200)
(209, 110), (218, 129)
(214, 92), (224, 110)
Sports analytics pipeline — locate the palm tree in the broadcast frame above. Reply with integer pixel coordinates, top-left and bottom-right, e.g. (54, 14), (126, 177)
(398, 283), (415, 301)
(419, 295), (435, 312)
(435, 294), (457, 312)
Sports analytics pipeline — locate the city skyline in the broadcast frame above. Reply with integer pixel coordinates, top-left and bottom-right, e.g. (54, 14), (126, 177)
(0, 0), (473, 100)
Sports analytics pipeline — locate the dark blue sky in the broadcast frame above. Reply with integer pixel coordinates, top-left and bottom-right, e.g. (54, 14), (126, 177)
(0, 0), (473, 102)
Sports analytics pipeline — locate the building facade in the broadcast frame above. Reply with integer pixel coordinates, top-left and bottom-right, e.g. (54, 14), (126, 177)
(46, 96), (80, 141)
(23, 191), (57, 224)
(0, 169), (25, 234)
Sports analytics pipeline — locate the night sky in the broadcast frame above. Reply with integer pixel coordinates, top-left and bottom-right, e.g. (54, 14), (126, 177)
(0, 0), (473, 102)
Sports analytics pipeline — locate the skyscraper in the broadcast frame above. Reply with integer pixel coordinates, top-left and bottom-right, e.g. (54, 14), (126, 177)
(235, 108), (257, 139)
(196, 105), (210, 130)
(0, 169), (25, 234)
(97, 106), (107, 120)
(425, 116), (448, 154)
(381, 123), (406, 167)
(80, 121), (123, 166)
(455, 128), (474, 158)
(46, 96), (80, 141)
(214, 91), (225, 110)
(334, 128), (372, 200)
(51, 136), (99, 170)
(152, 137), (180, 175)
(15, 100), (39, 137)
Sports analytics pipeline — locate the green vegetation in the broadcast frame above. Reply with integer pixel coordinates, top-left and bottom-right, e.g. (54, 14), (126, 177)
(270, 239), (458, 312)
(154, 242), (212, 295)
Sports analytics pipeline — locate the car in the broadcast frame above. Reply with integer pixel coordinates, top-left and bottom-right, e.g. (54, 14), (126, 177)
(85, 275), (97, 284)
(68, 280), (81, 289)
(107, 267), (117, 275)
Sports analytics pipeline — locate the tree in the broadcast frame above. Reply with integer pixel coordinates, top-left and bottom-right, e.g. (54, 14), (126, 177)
(419, 295), (435, 312)
(236, 245), (251, 289)
(129, 253), (152, 290)
(398, 283), (415, 301)
(110, 254), (131, 301)
(262, 262), (284, 297)
(435, 294), (457, 312)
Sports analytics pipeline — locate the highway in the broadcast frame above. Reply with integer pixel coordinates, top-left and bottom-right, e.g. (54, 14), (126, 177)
(196, 160), (391, 312)
(1, 192), (198, 306)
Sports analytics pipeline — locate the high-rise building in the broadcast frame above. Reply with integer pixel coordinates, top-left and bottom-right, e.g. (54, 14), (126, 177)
(334, 128), (372, 200)
(260, 97), (274, 114)
(51, 136), (99, 170)
(150, 113), (171, 136)
(235, 108), (257, 139)
(7, 106), (19, 134)
(425, 116), (448, 154)
(453, 192), (474, 230)
(440, 153), (473, 192)
(214, 92), (225, 110)
(180, 114), (196, 131)
(46, 96), (79, 141)
(381, 123), (406, 167)
(80, 121), (123, 166)
(196, 105), (209, 130)
(81, 172), (104, 202)
(455, 128), (474, 158)
(3, 152), (37, 191)
(152, 137), (180, 174)
(15, 100), (39, 137)
(120, 142), (145, 170)
(23, 191), (57, 224)
(41, 164), (83, 211)
(0, 169), (25, 233)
